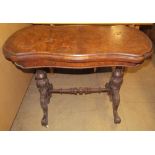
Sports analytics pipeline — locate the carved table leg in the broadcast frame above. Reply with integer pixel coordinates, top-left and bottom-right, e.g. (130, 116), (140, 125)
(105, 67), (124, 124)
(35, 70), (53, 127)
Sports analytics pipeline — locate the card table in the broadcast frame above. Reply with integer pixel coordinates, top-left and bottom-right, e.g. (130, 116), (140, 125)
(3, 25), (152, 127)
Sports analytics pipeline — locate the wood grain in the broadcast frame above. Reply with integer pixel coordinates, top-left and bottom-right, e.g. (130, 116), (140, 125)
(3, 25), (152, 68)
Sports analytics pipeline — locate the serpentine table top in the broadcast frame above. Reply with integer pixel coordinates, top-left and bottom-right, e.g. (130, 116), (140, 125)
(2, 24), (153, 127)
(3, 24), (152, 69)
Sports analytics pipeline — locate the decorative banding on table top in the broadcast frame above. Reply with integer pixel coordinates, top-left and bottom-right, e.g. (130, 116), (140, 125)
(3, 25), (153, 68)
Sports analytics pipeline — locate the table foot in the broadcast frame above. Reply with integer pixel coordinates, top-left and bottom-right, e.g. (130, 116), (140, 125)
(35, 70), (53, 127)
(112, 89), (122, 124)
(106, 67), (124, 124)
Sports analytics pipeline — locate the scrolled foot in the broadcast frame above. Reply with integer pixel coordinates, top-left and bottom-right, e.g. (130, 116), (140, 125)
(41, 115), (48, 127)
(114, 113), (121, 124)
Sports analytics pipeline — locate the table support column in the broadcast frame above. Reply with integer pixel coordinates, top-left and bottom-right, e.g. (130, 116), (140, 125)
(105, 67), (124, 123)
(35, 70), (53, 127)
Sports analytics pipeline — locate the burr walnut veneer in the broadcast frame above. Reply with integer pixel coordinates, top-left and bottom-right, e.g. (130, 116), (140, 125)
(3, 25), (152, 127)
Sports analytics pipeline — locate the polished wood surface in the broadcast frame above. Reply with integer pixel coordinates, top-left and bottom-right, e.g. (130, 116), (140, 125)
(3, 25), (152, 68)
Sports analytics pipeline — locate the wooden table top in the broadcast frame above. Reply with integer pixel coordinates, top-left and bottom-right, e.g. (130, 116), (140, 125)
(3, 25), (152, 69)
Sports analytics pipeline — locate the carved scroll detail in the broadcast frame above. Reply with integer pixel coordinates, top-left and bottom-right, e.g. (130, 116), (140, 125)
(105, 67), (124, 124)
(35, 70), (53, 127)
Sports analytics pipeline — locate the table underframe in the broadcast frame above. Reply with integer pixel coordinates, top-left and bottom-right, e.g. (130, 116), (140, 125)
(35, 66), (124, 127)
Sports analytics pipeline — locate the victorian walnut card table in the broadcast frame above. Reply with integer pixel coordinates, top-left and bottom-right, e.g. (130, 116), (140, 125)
(3, 25), (152, 127)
